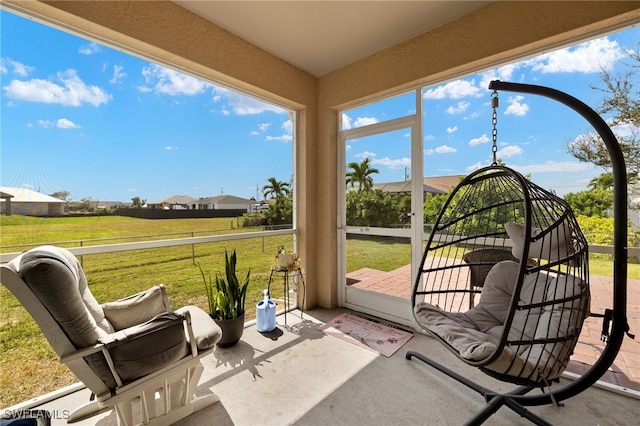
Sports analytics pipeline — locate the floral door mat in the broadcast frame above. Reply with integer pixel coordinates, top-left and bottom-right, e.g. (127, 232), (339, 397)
(317, 312), (413, 357)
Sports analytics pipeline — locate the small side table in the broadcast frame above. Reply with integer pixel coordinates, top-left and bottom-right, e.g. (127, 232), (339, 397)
(267, 266), (304, 326)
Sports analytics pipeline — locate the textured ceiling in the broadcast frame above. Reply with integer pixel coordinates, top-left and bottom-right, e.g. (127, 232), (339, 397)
(173, 1), (492, 77)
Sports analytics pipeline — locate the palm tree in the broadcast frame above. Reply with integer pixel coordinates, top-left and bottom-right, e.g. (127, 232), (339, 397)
(346, 158), (379, 191)
(262, 177), (291, 199)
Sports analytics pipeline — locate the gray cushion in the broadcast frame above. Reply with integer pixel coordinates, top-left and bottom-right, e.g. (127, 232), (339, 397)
(13, 246), (200, 389)
(16, 246), (116, 387)
(415, 259), (586, 382)
(176, 306), (222, 350)
(18, 246), (113, 347)
(103, 285), (170, 331)
(103, 312), (189, 382)
(505, 222), (571, 262)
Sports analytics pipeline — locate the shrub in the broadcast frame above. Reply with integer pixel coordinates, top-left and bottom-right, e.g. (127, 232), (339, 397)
(264, 194), (293, 226)
(242, 213), (266, 227)
(345, 189), (410, 227)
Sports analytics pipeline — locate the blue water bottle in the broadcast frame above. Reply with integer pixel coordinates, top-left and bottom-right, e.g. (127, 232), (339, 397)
(256, 289), (276, 332)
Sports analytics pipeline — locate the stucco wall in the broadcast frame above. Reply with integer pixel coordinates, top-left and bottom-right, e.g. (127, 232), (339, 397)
(4, 202), (64, 216)
(4, 0), (639, 310)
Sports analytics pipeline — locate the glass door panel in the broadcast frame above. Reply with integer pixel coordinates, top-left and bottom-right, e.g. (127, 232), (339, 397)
(340, 117), (420, 326)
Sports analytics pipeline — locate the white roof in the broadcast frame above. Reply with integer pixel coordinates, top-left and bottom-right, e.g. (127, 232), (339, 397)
(198, 194), (253, 205)
(148, 194), (198, 205)
(0, 187), (65, 203)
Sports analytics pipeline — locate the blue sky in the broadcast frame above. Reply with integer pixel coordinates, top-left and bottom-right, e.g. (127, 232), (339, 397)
(342, 25), (639, 196)
(1, 10), (638, 203)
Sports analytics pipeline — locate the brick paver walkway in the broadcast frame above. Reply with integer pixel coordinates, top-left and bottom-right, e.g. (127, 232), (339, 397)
(347, 265), (639, 392)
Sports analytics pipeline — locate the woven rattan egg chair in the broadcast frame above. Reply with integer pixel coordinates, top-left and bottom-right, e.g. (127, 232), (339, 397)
(407, 81), (633, 425)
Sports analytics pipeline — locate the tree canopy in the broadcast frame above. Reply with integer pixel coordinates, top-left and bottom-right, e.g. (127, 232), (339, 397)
(346, 158), (379, 191)
(567, 44), (640, 176)
(50, 190), (70, 201)
(262, 177), (290, 199)
(131, 197), (146, 208)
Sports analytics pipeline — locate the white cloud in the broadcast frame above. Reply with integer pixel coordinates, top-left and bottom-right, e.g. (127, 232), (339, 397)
(341, 113), (353, 129)
(265, 134), (293, 142)
(78, 43), (100, 55)
(435, 145), (456, 154)
(446, 126), (458, 134)
(446, 101), (470, 115)
(569, 124), (640, 155)
(466, 161), (484, 172)
(110, 65), (126, 84)
(424, 134), (436, 141)
(479, 64), (518, 89)
(281, 119), (292, 135)
(56, 118), (80, 129)
(423, 79), (481, 99)
(610, 122), (640, 140)
(142, 65), (209, 96)
(37, 118), (79, 129)
(1, 58), (34, 76)
(353, 116), (379, 128)
(3, 69), (111, 106)
(371, 156), (411, 169)
(339, 114), (379, 129)
(164, 146), (179, 150)
(504, 95), (529, 116)
(496, 145), (522, 158)
(355, 151), (376, 159)
(469, 134), (490, 146)
(426, 145), (457, 155)
(265, 119), (293, 142)
(515, 161), (595, 174)
(526, 37), (625, 73)
(568, 132), (595, 151)
(251, 122), (271, 135)
(212, 85), (285, 115)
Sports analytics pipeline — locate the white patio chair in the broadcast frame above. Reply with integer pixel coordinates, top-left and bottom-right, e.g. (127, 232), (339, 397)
(1, 245), (222, 425)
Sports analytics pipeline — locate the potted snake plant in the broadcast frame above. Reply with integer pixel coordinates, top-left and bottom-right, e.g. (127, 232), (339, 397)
(199, 249), (250, 347)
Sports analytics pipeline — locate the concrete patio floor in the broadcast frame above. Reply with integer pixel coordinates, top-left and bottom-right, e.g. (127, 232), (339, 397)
(24, 308), (640, 426)
(348, 266), (640, 393)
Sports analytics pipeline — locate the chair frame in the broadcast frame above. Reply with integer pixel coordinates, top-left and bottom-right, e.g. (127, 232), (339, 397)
(1, 261), (219, 426)
(407, 81), (631, 425)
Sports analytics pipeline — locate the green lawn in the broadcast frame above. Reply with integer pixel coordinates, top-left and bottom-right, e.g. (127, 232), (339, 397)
(0, 215), (294, 407)
(0, 214), (636, 407)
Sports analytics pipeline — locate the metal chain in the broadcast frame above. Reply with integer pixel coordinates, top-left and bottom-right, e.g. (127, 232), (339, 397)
(491, 90), (499, 165)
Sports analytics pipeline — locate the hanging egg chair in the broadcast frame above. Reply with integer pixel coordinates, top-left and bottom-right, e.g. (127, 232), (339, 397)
(407, 81), (633, 425)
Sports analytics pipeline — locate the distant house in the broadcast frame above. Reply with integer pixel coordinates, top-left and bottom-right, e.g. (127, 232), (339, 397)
(146, 195), (198, 210)
(196, 194), (254, 212)
(353, 175), (465, 197)
(0, 187), (65, 216)
(366, 181), (446, 196)
(423, 175), (465, 194)
(249, 198), (275, 214)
